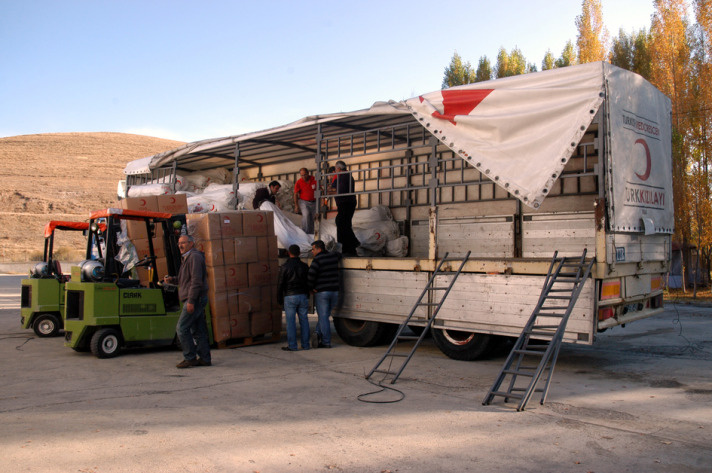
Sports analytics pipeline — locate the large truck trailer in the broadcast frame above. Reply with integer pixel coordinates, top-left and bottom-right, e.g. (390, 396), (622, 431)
(121, 62), (673, 360)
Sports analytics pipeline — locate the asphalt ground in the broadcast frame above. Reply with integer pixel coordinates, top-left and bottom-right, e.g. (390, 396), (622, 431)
(1, 274), (711, 472)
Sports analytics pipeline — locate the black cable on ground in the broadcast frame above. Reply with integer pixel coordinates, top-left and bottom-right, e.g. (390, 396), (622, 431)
(669, 302), (709, 356)
(357, 375), (405, 404)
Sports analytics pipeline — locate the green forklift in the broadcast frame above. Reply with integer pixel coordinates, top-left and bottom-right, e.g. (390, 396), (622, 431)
(20, 220), (104, 337)
(63, 208), (211, 358)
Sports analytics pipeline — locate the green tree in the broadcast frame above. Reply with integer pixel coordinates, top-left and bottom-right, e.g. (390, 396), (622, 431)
(475, 56), (493, 82)
(542, 50), (556, 70)
(609, 28), (634, 70)
(442, 52), (476, 88)
(555, 40), (578, 68)
(632, 29), (653, 79)
(495, 47), (528, 78)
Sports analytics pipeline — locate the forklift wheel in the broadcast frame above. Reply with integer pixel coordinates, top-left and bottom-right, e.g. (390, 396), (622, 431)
(33, 314), (61, 337)
(90, 328), (123, 358)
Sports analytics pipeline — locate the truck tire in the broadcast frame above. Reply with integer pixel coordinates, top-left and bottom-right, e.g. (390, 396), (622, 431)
(432, 328), (495, 361)
(90, 328), (123, 358)
(33, 313), (61, 337)
(333, 318), (395, 347)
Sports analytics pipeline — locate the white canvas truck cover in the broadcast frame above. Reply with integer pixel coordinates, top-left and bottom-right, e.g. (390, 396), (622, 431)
(126, 62), (673, 234)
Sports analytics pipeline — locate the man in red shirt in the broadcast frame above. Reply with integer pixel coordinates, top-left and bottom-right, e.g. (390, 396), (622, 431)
(294, 167), (318, 234)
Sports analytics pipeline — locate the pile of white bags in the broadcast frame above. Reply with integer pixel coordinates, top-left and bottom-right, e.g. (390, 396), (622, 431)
(129, 174), (409, 257)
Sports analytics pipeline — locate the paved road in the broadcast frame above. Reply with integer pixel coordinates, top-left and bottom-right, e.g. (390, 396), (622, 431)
(1, 274), (711, 472)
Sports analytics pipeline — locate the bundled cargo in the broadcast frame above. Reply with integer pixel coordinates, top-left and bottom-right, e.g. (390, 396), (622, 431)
(186, 210), (281, 346)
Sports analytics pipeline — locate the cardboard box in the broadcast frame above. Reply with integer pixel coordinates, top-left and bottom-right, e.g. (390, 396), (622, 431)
(265, 211), (275, 236)
(250, 312), (273, 336)
(125, 217), (164, 241)
(206, 266), (227, 293)
(224, 263), (248, 288)
(242, 211), (268, 236)
(222, 238), (236, 265)
(234, 236), (258, 263)
(131, 237), (165, 259)
(256, 237), (270, 262)
(270, 261), (280, 285)
(187, 213), (222, 240)
(261, 284), (277, 311)
(238, 286), (261, 313)
(266, 235), (279, 260)
(208, 291), (229, 319)
(194, 240), (224, 267)
(121, 196), (159, 212)
(220, 212), (243, 238)
(230, 313), (251, 339)
(211, 315), (231, 343)
(272, 308), (283, 335)
(248, 262), (272, 287)
(157, 194), (188, 214)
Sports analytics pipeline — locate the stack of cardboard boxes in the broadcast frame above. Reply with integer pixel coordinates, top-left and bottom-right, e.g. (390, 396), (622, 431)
(120, 195), (189, 285)
(186, 210), (281, 344)
(119, 197), (281, 346)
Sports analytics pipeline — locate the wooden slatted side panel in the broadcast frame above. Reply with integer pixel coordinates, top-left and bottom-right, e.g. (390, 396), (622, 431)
(337, 270), (430, 323)
(522, 212), (596, 258)
(336, 269), (595, 345)
(437, 216), (514, 258)
(433, 273), (595, 344)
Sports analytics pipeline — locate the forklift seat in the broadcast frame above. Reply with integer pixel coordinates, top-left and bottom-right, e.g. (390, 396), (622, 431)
(115, 278), (142, 289)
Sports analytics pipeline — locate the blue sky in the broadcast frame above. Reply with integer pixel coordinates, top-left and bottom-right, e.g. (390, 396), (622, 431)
(1, 0), (658, 143)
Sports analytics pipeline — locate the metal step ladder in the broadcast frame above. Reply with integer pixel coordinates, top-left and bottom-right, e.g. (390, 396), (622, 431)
(366, 251), (471, 384)
(482, 250), (595, 411)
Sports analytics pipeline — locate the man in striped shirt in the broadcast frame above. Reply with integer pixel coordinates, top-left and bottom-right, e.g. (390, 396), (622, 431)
(307, 240), (341, 348)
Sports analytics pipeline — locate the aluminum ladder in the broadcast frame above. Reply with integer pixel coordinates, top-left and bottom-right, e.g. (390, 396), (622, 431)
(366, 251), (471, 384)
(482, 250), (595, 411)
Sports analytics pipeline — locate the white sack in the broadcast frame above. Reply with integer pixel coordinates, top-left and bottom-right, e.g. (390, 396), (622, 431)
(385, 235), (409, 257)
(127, 183), (171, 197)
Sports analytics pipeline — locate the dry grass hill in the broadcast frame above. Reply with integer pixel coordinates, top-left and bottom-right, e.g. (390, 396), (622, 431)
(0, 132), (184, 262)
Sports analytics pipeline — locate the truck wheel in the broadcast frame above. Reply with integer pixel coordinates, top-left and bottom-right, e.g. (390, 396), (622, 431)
(432, 328), (495, 361)
(33, 314), (61, 337)
(90, 328), (122, 358)
(333, 318), (394, 347)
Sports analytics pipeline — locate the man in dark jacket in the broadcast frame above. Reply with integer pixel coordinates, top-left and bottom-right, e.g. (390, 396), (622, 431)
(307, 240), (341, 348)
(277, 244), (311, 351)
(331, 161), (360, 256)
(253, 181), (281, 209)
(165, 234), (211, 368)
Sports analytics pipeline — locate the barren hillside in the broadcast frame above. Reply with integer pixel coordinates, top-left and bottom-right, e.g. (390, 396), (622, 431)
(0, 132), (184, 262)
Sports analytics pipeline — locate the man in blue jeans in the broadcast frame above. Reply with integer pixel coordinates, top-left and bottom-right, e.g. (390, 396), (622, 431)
(165, 234), (211, 368)
(307, 240), (341, 348)
(277, 244), (311, 351)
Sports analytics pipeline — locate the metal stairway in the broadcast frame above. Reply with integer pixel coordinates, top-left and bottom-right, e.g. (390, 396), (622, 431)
(482, 250), (595, 411)
(366, 251), (471, 384)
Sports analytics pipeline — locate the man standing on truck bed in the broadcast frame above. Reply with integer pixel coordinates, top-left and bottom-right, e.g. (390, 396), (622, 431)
(331, 161), (360, 256)
(294, 167), (318, 234)
(165, 234), (212, 368)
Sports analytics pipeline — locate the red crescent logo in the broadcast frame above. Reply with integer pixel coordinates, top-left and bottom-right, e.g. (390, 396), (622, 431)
(140, 198), (146, 206)
(170, 197), (176, 204)
(229, 268), (235, 276)
(258, 215), (264, 222)
(634, 138), (651, 181)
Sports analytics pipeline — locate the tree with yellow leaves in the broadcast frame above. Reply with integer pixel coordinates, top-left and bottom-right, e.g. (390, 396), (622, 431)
(576, 0), (609, 63)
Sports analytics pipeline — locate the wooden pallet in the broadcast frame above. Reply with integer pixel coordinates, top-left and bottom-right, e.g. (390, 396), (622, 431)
(216, 331), (281, 349)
